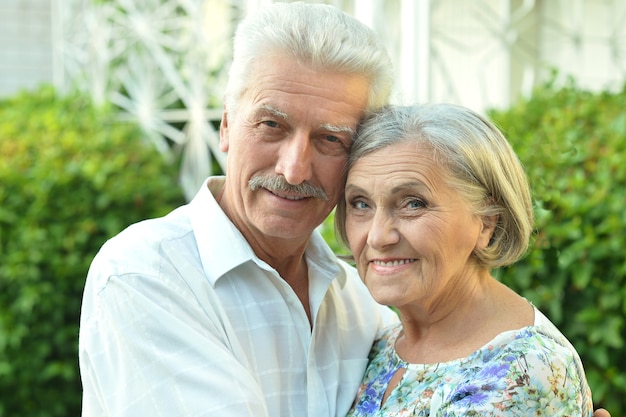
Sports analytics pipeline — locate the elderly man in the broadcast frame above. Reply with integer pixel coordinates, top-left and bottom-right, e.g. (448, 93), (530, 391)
(79, 3), (396, 417)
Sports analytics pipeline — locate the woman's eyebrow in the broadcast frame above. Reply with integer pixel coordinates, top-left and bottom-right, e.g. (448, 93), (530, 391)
(390, 181), (427, 194)
(344, 183), (365, 194)
(345, 181), (429, 197)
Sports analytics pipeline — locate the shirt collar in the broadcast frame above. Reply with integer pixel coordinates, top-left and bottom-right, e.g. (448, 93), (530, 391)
(307, 227), (347, 288)
(189, 176), (256, 286)
(189, 176), (347, 288)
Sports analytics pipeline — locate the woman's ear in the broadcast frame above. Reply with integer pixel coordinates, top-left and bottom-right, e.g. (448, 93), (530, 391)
(477, 213), (498, 250)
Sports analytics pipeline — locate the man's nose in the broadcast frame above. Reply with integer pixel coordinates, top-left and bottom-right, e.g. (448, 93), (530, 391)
(275, 133), (313, 185)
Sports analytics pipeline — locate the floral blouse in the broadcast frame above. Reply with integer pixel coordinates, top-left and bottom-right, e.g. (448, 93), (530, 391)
(347, 307), (592, 416)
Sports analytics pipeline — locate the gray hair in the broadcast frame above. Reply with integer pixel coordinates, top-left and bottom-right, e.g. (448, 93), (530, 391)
(224, 2), (393, 113)
(336, 103), (534, 269)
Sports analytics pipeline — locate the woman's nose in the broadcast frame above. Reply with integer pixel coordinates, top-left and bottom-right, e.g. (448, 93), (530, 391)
(366, 210), (401, 249)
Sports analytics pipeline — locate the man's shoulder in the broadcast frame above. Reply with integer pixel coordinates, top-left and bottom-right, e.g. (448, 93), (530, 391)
(106, 206), (190, 252)
(88, 205), (195, 280)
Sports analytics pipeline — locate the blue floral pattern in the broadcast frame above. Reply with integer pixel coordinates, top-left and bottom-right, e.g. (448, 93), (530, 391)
(347, 308), (593, 416)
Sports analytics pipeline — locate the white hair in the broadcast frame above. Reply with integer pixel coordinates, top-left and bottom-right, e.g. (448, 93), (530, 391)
(223, 2), (393, 114)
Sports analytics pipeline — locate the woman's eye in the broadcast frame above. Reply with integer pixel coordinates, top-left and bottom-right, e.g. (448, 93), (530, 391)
(407, 198), (426, 209)
(350, 199), (369, 210)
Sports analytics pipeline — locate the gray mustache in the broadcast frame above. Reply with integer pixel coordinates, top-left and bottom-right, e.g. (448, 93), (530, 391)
(248, 175), (328, 200)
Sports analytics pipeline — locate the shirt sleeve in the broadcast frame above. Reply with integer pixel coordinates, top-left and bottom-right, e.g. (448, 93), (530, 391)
(79, 265), (270, 417)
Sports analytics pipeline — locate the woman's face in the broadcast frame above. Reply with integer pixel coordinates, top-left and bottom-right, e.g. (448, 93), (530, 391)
(344, 141), (494, 311)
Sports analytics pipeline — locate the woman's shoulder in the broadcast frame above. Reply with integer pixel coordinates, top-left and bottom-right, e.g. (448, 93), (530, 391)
(472, 306), (590, 397)
(467, 307), (592, 415)
(502, 306), (582, 359)
(480, 307), (579, 361)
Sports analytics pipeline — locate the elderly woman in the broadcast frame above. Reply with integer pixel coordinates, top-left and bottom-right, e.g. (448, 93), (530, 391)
(336, 103), (594, 416)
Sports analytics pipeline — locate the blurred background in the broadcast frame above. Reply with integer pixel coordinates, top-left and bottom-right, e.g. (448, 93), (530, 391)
(3, 0), (626, 196)
(1, 0), (625, 416)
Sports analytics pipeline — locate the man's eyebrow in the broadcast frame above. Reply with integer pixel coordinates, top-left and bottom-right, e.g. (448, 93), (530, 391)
(320, 123), (355, 137)
(257, 104), (290, 120)
(255, 105), (354, 136)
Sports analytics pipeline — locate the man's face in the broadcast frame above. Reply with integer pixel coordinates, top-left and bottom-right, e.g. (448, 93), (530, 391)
(219, 54), (370, 244)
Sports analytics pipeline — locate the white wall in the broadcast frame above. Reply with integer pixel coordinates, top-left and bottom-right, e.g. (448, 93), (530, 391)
(2, 0), (625, 113)
(0, 0), (54, 97)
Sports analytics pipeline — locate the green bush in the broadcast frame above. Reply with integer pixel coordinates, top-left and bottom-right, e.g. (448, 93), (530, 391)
(487, 79), (626, 413)
(0, 86), (185, 417)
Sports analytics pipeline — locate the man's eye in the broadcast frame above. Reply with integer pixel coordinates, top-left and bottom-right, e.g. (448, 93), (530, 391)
(316, 134), (351, 156)
(262, 120), (279, 128)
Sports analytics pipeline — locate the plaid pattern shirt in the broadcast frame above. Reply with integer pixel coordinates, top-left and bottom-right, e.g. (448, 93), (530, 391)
(79, 176), (397, 417)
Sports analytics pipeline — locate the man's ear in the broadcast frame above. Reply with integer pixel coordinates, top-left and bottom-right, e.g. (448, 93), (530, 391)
(219, 105), (229, 152)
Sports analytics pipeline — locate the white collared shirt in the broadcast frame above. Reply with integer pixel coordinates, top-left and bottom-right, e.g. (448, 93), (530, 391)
(79, 176), (397, 417)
